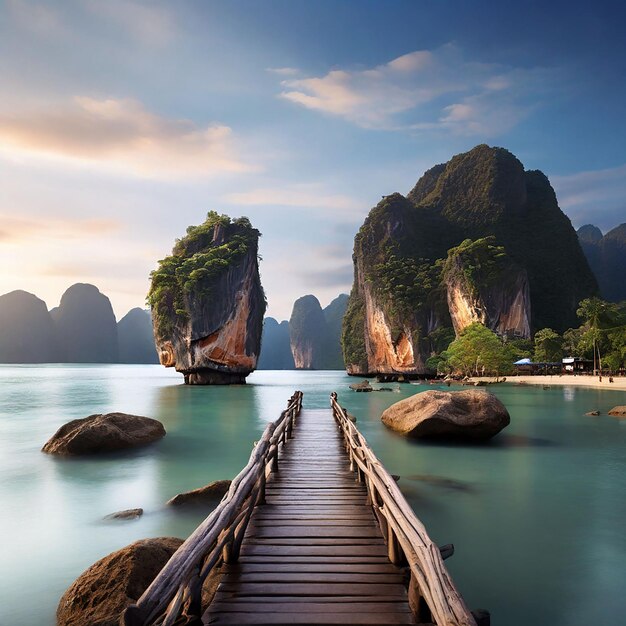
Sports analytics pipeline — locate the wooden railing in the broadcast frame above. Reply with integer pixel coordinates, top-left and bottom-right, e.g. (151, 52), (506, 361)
(330, 392), (481, 626)
(122, 391), (303, 626)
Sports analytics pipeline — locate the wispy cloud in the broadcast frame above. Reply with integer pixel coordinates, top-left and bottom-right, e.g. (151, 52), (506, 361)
(266, 67), (299, 76)
(278, 44), (553, 134)
(0, 214), (121, 243)
(0, 97), (255, 179)
(552, 163), (626, 231)
(223, 184), (362, 212)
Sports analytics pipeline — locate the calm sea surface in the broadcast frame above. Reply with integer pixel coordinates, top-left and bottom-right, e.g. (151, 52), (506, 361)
(0, 365), (625, 625)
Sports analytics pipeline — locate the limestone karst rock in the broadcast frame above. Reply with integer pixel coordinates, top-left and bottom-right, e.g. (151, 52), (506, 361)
(52, 283), (119, 363)
(289, 295), (329, 369)
(257, 317), (295, 369)
(577, 223), (626, 302)
(148, 212), (265, 384)
(343, 145), (597, 376)
(0, 290), (61, 363)
(259, 293), (347, 370)
(117, 308), (159, 364)
(322, 294), (349, 369)
(442, 237), (531, 338)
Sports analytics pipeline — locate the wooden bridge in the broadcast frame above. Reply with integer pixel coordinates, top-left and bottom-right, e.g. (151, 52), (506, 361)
(122, 392), (487, 626)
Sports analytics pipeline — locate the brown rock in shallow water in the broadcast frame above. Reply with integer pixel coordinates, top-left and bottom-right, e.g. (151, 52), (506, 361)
(585, 410), (600, 416)
(349, 380), (373, 392)
(167, 480), (232, 506)
(42, 413), (165, 456)
(104, 508), (143, 520)
(381, 390), (510, 440)
(608, 405), (626, 417)
(57, 537), (183, 626)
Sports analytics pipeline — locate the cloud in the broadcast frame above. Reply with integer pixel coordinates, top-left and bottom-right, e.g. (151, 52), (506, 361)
(298, 262), (354, 288)
(278, 45), (553, 134)
(0, 97), (255, 179)
(0, 214), (121, 243)
(551, 163), (626, 231)
(266, 67), (299, 76)
(223, 184), (362, 212)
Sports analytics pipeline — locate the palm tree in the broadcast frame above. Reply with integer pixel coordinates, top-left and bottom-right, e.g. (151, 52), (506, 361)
(576, 298), (616, 377)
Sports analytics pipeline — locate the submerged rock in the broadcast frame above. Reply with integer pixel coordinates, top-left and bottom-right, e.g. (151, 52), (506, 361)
(42, 413), (166, 456)
(381, 389), (510, 440)
(349, 380), (373, 392)
(104, 508), (144, 520)
(608, 406), (626, 417)
(57, 537), (183, 626)
(148, 212), (265, 384)
(167, 479), (232, 506)
(585, 410), (601, 416)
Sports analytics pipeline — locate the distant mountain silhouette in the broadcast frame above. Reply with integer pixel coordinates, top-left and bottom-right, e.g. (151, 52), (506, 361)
(258, 294), (347, 370)
(322, 294), (349, 369)
(51, 283), (119, 363)
(0, 290), (61, 363)
(117, 308), (159, 364)
(257, 318), (294, 369)
(577, 223), (626, 302)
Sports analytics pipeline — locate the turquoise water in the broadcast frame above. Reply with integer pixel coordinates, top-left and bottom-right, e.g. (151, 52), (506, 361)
(0, 366), (625, 625)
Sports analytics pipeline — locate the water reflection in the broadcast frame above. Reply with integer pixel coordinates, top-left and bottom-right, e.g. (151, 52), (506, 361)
(0, 367), (625, 626)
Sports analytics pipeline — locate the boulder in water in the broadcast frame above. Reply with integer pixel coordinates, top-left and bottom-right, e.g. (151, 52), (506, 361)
(349, 380), (373, 392)
(56, 537), (182, 626)
(608, 406), (626, 417)
(166, 480), (232, 506)
(381, 389), (510, 440)
(104, 508), (143, 521)
(42, 412), (166, 456)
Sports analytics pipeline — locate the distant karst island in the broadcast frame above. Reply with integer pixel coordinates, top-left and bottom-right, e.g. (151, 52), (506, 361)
(341, 144), (605, 376)
(1, 144), (624, 384)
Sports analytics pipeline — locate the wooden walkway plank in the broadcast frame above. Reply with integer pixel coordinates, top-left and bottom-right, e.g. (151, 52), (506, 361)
(204, 408), (415, 625)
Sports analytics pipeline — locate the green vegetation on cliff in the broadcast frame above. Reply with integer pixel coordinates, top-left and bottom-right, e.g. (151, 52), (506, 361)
(341, 287), (367, 369)
(342, 144), (598, 374)
(148, 211), (261, 337)
(442, 236), (510, 300)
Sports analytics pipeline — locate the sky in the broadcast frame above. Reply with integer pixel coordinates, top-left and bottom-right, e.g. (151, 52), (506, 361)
(1, 0), (625, 321)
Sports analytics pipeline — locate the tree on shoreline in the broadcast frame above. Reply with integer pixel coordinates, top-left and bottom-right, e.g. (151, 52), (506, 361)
(443, 323), (512, 377)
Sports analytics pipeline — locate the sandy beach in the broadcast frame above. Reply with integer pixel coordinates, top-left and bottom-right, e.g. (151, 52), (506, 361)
(468, 374), (626, 391)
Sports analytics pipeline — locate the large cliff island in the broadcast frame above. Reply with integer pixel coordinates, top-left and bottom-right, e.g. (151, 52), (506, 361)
(148, 212), (265, 384)
(343, 145), (598, 376)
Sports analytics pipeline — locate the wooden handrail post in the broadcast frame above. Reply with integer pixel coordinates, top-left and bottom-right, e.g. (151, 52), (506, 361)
(258, 468), (266, 505)
(408, 570), (432, 624)
(182, 566), (203, 621)
(387, 524), (401, 565)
